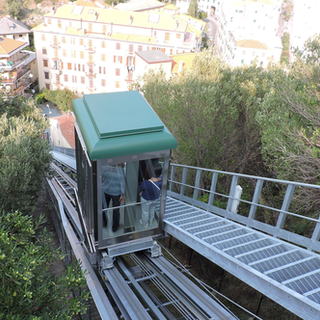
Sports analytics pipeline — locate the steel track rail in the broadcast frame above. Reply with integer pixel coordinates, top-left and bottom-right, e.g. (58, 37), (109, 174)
(46, 178), (117, 320)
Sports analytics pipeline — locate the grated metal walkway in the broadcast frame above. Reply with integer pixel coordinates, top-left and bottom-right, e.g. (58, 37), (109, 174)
(164, 197), (320, 320)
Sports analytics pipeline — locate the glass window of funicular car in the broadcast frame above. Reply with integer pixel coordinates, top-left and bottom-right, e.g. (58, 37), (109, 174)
(96, 149), (171, 248)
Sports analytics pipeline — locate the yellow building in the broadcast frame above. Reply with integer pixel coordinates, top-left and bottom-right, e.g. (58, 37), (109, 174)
(33, 3), (205, 95)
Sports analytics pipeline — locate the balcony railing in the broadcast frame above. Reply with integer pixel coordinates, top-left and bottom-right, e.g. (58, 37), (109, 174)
(0, 53), (30, 71)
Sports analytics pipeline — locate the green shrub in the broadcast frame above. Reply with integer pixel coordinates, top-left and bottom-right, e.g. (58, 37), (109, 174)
(0, 210), (89, 319)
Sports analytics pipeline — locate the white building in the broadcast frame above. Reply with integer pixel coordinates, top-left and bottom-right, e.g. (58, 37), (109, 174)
(0, 16), (31, 44)
(33, 3), (205, 95)
(291, 0), (320, 52)
(176, 0), (224, 16)
(217, 0), (282, 67)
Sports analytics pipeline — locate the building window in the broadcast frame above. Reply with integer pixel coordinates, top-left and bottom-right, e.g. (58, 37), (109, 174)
(101, 41), (106, 48)
(63, 49), (67, 57)
(88, 23), (93, 33)
(81, 77), (85, 84)
(67, 63), (72, 70)
(116, 43), (121, 50)
(80, 38), (84, 45)
(138, 45), (143, 51)
(74, 63), (77, 70)
(103, 25), (107, 34)
(48, 18), (52, 24)
(80, 51), (84, 59)
(78, 64), (81, 71)
(42, 48), (47, 54)
(41, 34), (46, 41)
(70, 38), (75, 45)
(45, 83), (50, 89)
(101, 54), (106, 61)
(71, 50), (76, 58)
(129, 44), (134, 54)
(44, 72), (49, 79)
(176, 34), (181, 39)
(114, 56), (122, 63)
(58, 20), (62, 28)
(115, 81), (120, 88)
(101, 79), (106, 86)
(170, 49), (173, 54)
(241, 59), (244, 64)
(165, 33), (170, 41)
(62, 36), (66, 44)
(64, 75), (68, 82)
(72, 75), (77, 83)
(43, 60), (48, 67)
(88, 39), (93, 48)
(154, 31), (157, 36)
(242, 50), (246, 55)
(115, 68), (120, 76)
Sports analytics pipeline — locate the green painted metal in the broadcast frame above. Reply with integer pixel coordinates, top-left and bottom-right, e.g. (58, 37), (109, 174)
(72, 91), (177, 160)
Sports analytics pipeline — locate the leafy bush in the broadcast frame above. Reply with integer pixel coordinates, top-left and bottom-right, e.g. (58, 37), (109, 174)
(0, 210), (89, 319)
(0, 114), (52, 214)
(42, 88), (77, 112)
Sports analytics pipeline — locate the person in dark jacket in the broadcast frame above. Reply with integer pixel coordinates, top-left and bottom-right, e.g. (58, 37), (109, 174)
(139, 167), (162, 228)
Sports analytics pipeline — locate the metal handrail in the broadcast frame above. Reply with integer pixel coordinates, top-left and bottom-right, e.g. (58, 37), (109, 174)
(168, 163), (320, 251)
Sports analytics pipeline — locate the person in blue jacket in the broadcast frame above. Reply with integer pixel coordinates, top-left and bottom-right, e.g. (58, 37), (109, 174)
(139, 167), (162, 228)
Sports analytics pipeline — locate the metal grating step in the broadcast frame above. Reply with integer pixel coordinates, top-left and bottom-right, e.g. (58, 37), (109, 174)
(181, 217), (219, 230)
(215, 233), (261, 250)
(267, 257), (320, 283)
(238, 243), (290, 264)
(188, 220), (229, 235)
(224, 238), (274, 257)
(249, 249), (305, 273)
(166, 212), (204, 224)
(286, 271), (320, 297)
(203, 228), (248, 245)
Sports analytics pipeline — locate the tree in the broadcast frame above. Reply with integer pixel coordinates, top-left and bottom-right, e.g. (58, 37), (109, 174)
(0, 96), (52, 214)
(42, 88), (77, 112)
(187, 0), (199, 18)
(0, 210), (89, 319)
(134, 48), (272, 176)
(6, 0), (23, 20)
(0, 91), (90, 318)
(258, 35), (320, 219)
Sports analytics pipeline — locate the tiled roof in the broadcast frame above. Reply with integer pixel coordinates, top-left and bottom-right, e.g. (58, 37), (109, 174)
(75, 0), (112, 9)
(236, 39), (268, 49)
(170, 52), (196, 74)
(232, 0), (275, 7)
(52, 113), (75, 149)
(0, 37), (27, 54)
(115, 0), (165, 12)
(136, 50), (172, 64)
(42, 4), (202, 34)
(0, 16), (30, 35)
(163, 4), (178, 11)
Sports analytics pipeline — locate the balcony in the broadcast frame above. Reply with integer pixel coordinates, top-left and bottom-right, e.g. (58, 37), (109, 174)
(50, 42), (61, 48)
(125, 70), (134, 82)
(52, 68), (62, 75)
(84, 46), (95, 53)
(85, 73), (96, 78)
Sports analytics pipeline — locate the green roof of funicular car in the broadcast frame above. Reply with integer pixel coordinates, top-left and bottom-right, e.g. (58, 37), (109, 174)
(72, 91), (177, 160)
